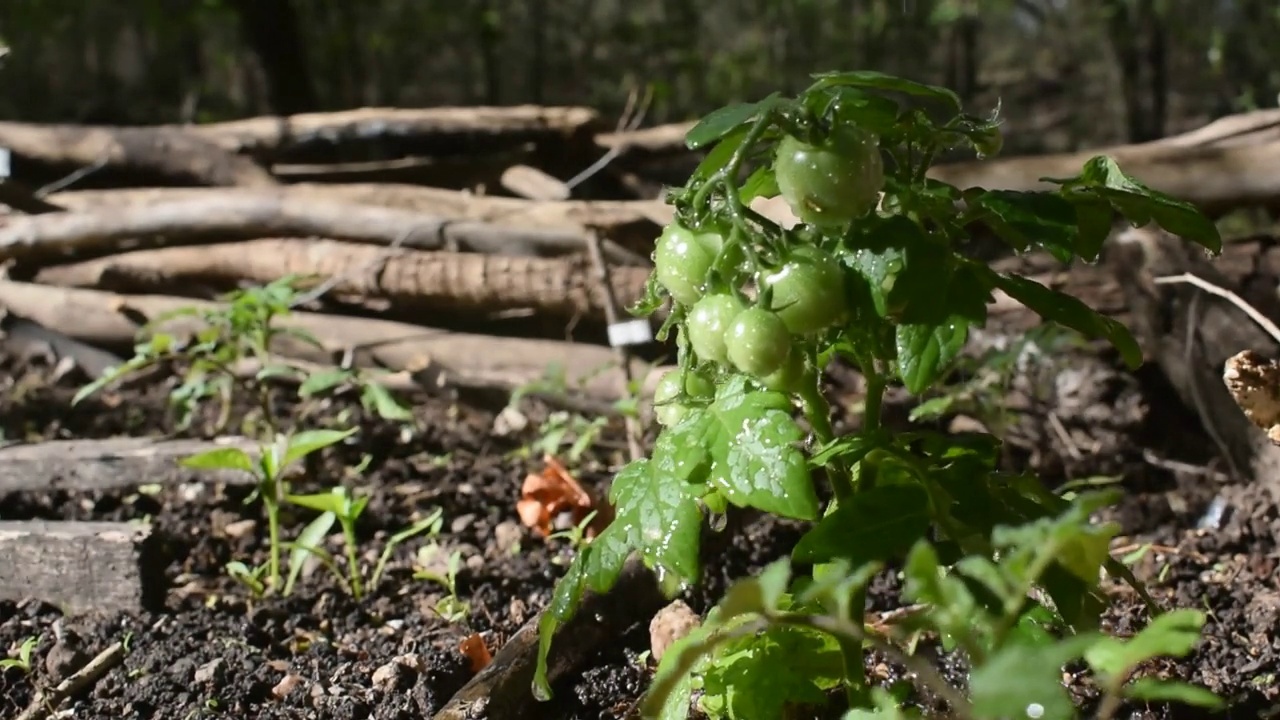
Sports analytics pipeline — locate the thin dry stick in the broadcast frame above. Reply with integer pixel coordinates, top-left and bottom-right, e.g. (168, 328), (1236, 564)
(15, 641), (124, 720)
(1153, 272), (1280, 345)
(584, 230), (643, 461)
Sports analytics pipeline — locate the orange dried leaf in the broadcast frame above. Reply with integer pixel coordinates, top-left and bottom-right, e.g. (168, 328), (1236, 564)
(459, 633), (492, 673)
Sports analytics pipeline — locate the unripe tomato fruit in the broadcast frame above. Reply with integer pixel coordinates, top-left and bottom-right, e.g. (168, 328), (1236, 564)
(760, 245), (848, 335)
(725, 307), (792, 378)
(652, 369), (715, 426)
(686, 294), (746, 366)
(759, 348), (808, 394)
(973, 126), (1003, 159)
(653, 223), (719, 306)
(774, 125), (884, 228)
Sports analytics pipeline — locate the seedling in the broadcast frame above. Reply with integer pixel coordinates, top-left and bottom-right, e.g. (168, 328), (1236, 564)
(534, 70), (1223, 717)
(414, 544), (470, 623)
(183, 428), (357, 593)
(0, 635), (38, 673)
(285, 486), (444, 600)
(546, 509), (598, 562)
(71, 274), (415, 433)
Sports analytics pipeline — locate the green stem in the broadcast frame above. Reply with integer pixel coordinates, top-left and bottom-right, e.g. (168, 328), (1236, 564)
(343, 522), (363, 600)
(266, 499), (281, 590)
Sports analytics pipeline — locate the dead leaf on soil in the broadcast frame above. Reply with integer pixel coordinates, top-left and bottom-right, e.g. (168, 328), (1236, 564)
(516, 454), (612, 538)
(458, 632), (492, 673)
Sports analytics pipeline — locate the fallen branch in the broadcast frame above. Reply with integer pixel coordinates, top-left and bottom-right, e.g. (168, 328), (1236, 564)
(185, 105), (601, 160)
(0, 280), (654, 402)
(33, 238), (653, 323)
(3, 191), (647, 265)
(0, 436), (259, 494)
(0, 121), (277, 188)
(47, 184), (674, 253)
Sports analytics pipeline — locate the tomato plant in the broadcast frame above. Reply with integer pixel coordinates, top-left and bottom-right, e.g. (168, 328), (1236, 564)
(536, 70), (1224, 719)
(774, 124), (884, 228)
(652, 368), (715, 427)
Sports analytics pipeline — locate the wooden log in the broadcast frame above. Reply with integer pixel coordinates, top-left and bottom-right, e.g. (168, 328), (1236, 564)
(0, 121), (277, 188)
(0, 520), (166, 615)
(33, 238), (652, 324)
(1107, 226), (1280, 492)
(0, 193), (624, 265)
(0, 281), (653, 402)
(47, 184), (674, 252)
(185, 105), (601, 161)
(0, 436), (259, 494)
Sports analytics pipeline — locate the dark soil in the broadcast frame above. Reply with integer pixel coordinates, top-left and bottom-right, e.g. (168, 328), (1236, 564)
(1, 339), (1278, 720)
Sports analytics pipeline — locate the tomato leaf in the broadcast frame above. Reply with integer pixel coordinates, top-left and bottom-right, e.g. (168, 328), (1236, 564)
(738, 165), (780, 203)
(685, 94), (782, 151)
(532, 456), (703, 701)
(895, 318), (969, 394)
(979, 269), (1142, 369)
(808, 70), (962, 114)
(678, 376), (819, 520)
(1084, 609), (1208, 681)
(1045, 155), (1221, 254)
(966, 190), (1079, 263)
(792, 484), (932, 565)
(698, 624), (845, 720)
(969, 635), (1100, 720)
(1122, 679), (1225, 710)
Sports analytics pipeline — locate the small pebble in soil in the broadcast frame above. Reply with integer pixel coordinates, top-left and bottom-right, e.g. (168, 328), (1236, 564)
(649, 600), (701, 663)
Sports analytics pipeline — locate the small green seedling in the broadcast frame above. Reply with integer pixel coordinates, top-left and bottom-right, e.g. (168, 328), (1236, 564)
(414, 544), (469, 623)
(298, 367), (415, 424)
(0, 635), (38, 673)
(225, 560), (270, 598)
(183, 428), (357, 594)
(285, 485), (444, 600)
(546, 510), (598, 563)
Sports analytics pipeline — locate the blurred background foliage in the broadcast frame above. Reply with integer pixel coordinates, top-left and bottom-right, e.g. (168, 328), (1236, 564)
(1, 0), (1278, 156)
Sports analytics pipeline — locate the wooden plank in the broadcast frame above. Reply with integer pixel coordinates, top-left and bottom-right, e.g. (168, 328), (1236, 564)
(0, 436), (259, 494)
(0, 520), (166, 615)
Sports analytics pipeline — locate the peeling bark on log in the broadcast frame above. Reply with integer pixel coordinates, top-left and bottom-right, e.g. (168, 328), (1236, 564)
(0, 520), (167, 615)
(33, 238), (651, 323)
(0, 436), (259, 494)
(0, 121), (278, 188)
(0, 281), (649, 402)
(47, 184), (674, 251)
(1108, 226), (1280, 492)
(0, 193), (633, 265)
(928, 109), (1280, 218)
(185, 105), (601, 161)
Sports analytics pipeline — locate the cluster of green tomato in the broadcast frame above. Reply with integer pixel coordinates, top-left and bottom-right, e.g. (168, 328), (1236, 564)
(650, 125), (887, 426)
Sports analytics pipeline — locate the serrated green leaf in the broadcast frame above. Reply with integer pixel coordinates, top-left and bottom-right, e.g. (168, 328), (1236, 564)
(698, 624), (845, 720)
(793, 484), (932, 565)
(968, 190), (1078, 262)
(533, 547), (591, 700)
(719, 558), (792, 620)
(283, 427), (358, 467)
(809, 430), (889, 468)
(1070, 196), (1115, 262)
(969, 635), (1100, 720)
(1123, 678), (1223, 709)
(738, 166), (779, 203)
(684, 377), (818, 520)
(603, 458), (704, 593)
(895, 318), (969, 394)
(808, 70), (962, 114)
(1085, 609), (1207, 680)
(981, 269), (1142, 369)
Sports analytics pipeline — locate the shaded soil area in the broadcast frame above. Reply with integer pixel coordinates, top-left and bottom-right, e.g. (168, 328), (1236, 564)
(0, 339), (1278, 720)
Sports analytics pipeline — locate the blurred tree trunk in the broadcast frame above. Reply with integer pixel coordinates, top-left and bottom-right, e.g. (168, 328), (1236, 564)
(474, 0), (502, 104)
(528, 0), (546, 103)
(226, 0), (318, 114)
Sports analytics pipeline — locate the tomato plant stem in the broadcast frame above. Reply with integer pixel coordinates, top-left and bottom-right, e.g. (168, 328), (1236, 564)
(266, 502), (281, 589)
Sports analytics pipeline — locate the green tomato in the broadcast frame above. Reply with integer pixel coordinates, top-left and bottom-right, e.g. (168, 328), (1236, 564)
(973, 126), (1003, 159)
(653, 223), (718, 306)
(760, 245), (848, 335)
(774, 125), (884, 228)
(725, 307), (792, 378)
(759, 348), (808, 394)
(652, 369), (715, 426)
(686, 293), (746, 366)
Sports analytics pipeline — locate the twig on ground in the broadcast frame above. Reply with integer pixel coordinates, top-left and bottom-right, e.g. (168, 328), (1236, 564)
(565, 85), (653, 193)
(1140, 449), (1231, 483)
(15, 641), (124, 720)
(1153, 272), (1280, 346)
